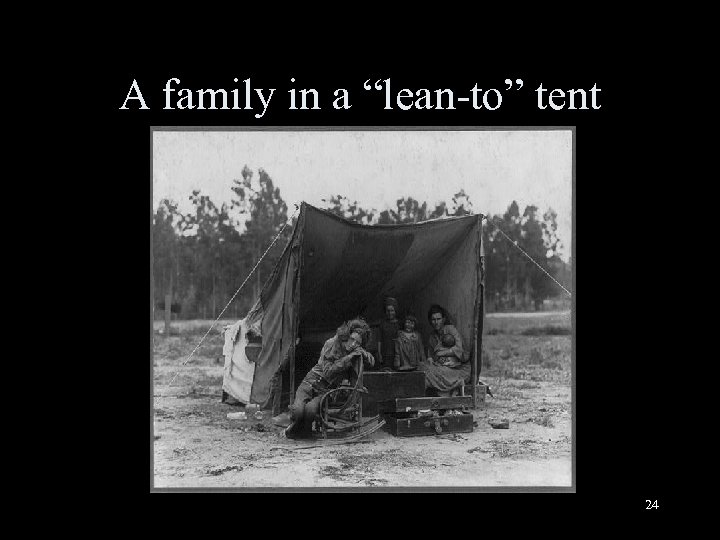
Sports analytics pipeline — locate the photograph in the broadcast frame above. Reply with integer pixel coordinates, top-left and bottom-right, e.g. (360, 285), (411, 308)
(151, 128), (574, 490)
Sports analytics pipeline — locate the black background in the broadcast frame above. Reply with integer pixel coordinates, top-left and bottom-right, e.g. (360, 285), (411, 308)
(92, 55), (672, 516)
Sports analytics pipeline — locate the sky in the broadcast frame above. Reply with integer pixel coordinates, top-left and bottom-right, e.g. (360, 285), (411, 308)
(152, 129), (572, 259)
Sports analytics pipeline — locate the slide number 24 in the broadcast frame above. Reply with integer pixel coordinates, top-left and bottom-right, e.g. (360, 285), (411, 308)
(646, 500), (659, 510)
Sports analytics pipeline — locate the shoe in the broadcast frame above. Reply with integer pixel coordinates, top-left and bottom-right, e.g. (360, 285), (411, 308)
(272, 412), (292, 427)
(284, 421), (314, 439)
(284, 424), (300, 439)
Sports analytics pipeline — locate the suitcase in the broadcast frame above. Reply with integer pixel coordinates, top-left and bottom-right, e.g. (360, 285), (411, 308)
(360, 371), (426, 417)
(378, 396), (474, 437)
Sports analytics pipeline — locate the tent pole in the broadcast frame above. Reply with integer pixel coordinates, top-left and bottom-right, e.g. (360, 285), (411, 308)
(288, 204), (305, 409)
(472, 215), (483, 406)
(289, 332), (295, 409)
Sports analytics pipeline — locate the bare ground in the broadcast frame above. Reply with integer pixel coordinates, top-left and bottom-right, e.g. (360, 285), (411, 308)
(152, 312), (572, 489)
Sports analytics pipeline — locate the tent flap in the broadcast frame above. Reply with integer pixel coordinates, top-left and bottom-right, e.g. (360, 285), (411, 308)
(221, 319), (256, 403)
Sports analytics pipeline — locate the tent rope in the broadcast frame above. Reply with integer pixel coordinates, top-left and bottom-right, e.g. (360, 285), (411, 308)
(483, 215), (572, 299)
(154, 332), (224, 365)
(166, 204), (301, 387)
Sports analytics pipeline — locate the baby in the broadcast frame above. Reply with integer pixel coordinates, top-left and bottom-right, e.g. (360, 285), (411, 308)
(435, 332), (460, 367)
(441, 334), (456, 348)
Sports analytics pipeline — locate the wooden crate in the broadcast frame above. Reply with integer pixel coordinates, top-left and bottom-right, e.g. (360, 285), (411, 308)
(379, 395), (474, 437)
(462, 384), (487, 408)
(360, 371), (426, 417)
(378, 396), (472, 413)
(385, 412), (474, 437)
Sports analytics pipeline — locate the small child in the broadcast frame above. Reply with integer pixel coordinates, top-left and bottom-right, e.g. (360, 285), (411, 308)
(441, 334), (456, 348)
(436, 332), (460, 367)
(393, 314), (425, 371)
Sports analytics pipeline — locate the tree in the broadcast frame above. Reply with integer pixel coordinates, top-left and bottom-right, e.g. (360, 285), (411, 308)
(231, 166), (290, 306)
(498, 201), (522, 308)
(542, 208), (562, 258)
(376, 208), (395, 224)
(321, 194), (374, 224)
(179, 191), (225, 318)
(450, 189), (473, 216)
(152, 199), (180, 316)
(152, 199), (182, 320)
(535, 208), (570, 304)
(376, 196), (450, 224)
(519, 205), (547, 309)
(429, 200), (448, 219)
(483, 201), (567, 310)
(376, 196), (427, 224)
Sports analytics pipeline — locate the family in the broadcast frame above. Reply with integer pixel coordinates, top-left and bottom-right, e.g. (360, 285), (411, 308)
(284, 298), (472, 439)
(377, 297), (471, 396)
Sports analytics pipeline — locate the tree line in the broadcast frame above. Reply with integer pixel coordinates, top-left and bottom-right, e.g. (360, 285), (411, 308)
(153, 167), (572, 319)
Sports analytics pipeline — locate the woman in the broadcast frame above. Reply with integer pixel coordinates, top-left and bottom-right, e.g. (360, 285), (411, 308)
(417, 304), (471, 396)
(284, 318), (375, 439)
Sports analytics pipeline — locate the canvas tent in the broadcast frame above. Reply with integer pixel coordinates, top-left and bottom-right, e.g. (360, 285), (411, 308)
(222, 202), (485, 409)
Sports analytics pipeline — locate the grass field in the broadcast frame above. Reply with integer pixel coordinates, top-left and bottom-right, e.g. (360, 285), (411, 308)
(153, 319), (236, 334)
(484, 310), (571, 334)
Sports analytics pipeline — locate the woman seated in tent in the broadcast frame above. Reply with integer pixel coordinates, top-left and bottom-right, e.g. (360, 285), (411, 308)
(417, 304), (471, 396)
(284, 318), (375, 439)
(393, 314), (425, 371)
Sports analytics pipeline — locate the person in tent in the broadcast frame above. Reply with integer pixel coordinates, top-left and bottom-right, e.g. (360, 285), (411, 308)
(393, 314), (425, 371)
(417, 304), (471, 396)
(284, 318), (375, 439)
(377, 297), (400, 371)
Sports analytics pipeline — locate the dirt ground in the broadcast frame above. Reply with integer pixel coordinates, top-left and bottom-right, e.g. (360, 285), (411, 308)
(152, 311), (572, 489)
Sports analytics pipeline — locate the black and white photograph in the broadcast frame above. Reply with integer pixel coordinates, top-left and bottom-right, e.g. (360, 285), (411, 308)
(151, 128), (574, 489)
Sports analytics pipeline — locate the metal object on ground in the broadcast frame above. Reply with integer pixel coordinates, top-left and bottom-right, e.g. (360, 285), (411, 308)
(312, 354), (383, 441)
(276, 417), (386, 450)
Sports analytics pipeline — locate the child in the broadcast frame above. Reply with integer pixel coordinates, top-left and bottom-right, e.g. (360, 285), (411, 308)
(436, 332), (460, 367)
(393, 314), (426, 371)
(377, 297), (400, 371)
(441, 333), (456, 348)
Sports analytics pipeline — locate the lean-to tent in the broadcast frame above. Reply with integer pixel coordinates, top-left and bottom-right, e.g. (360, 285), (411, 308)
(222, 202), (485, 410)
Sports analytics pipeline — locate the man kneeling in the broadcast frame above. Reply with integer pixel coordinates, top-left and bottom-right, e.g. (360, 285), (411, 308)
(285, 318), (375, 439)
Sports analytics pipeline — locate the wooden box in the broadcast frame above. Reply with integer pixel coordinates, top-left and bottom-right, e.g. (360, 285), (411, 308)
(360, 371), (426, 417)
(385, 412), (474, 437)
(462, 384), (487, 408)
(378, 396), (472, 414)
(379, 396), (474, 437)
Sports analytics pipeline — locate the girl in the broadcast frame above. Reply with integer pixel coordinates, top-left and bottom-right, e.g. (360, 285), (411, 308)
(393, 314), (426, 371)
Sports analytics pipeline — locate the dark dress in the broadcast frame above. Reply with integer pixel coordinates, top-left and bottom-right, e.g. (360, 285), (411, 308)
(393, 330), (426, 370)
(377, 319), (399, 369)
(417, 324), (471, 395)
